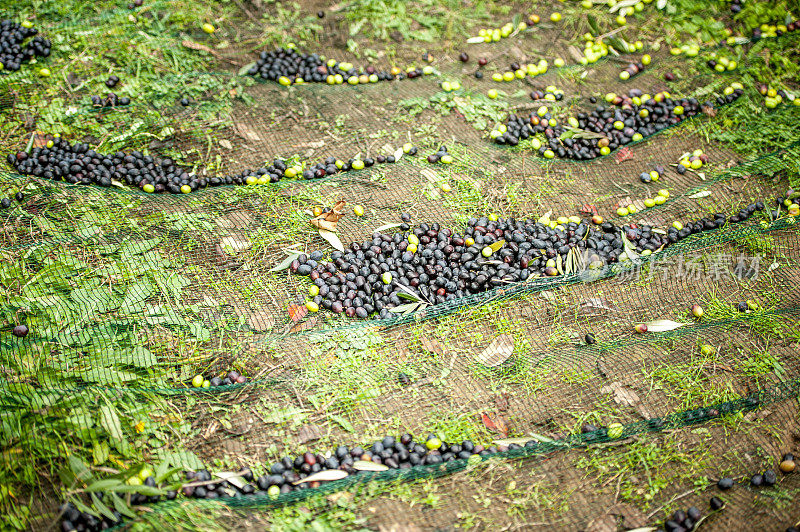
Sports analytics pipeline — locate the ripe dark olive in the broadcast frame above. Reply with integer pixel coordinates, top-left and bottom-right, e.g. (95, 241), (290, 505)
(180, 97), (190, 106)
(750, 473), (763, 486)
(459, 52), (469, 62)
(12, 325), (29, 337)
(584, 333), (596, 345)
(763, 469), (777, 486)
(317, 10), (324, 18)
(709, 496), (724, 510)
(0, 198), (10, 208)
(717, 477), (733, 489)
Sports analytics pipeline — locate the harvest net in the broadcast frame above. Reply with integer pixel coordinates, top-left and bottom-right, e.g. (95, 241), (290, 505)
(2, 1), (800, 531)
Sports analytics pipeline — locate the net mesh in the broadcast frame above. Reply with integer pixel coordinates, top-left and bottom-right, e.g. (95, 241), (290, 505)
(2, 1), (800, 531)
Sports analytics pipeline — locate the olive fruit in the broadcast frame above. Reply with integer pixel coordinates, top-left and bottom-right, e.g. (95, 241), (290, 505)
(750, 473), (763, 486)
(607, 423), (624, 438)
(12, 324), (29, 337)
(709, 496), (724, 510)
(459, 52), (469, 62)
(691, 304), (703, 318)
(425, 437), (442, 450)
(763, 469), (777, 486)
(191, 374), (204, 387)
(584, 333), (596, 345)
(717, 477), (733, 490)
(779, 459), (796, 473)
(634, 324), (648, 334)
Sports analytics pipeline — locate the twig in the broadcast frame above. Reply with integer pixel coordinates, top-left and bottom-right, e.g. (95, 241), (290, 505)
(646, 483), (713, 519)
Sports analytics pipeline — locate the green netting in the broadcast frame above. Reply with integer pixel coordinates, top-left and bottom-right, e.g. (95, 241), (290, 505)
(2, 1), (800, 531)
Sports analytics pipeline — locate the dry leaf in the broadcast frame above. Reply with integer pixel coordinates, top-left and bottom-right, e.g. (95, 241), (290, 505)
(288, 303), (308, 322)
(288, 316), (319, 334)
(481, 412), (509, 436)
(420, 337), (446, 356)
(219, 139), (233, 150)
(580, 203), (599, 216)
(600, 382), (652, 419)
(352, 460), (389, 472)
(600, 382), (640, 408)
(293, 469), (348, 485)
(615, 146), (634, 164)
(578, 298), (619, 316)
(234, 122), (263, 142)
(309, 201), (347, 233)
(476, 334), (514, 367)
(297, 424), (322, 444)
(585, 514), (616, 532)
(311, 219), (338, 232)
(182, 39), (217, 55)
(247, 309), (276, 332)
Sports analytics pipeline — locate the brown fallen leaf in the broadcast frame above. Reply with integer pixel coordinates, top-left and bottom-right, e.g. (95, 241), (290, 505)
(247, 309), (276, 332)
(297, 424), (322, 444)
(234, 122), (263, 142)
(309, 200), (347, 232)
(182, 39), (218, 56)
(288, 303), (308, 323)
(288, 316), (319, 334)
(476, 334), (514, 367)
(578, 298), (619, 317)
(615, 146), (634, 164)
(481, 412), (509, 436)
(600, 381), (653, 419)
(585, 514), (616, 532)
(310, 218), (338, 232)
(420, 337), (446, 356)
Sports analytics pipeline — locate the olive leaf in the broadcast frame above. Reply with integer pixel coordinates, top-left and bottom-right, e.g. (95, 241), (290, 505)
(90, 492), (117, 521)
(492, 437), (533, 446)
(488, 239), (506, 253)
(467, 36), (486, 44)
(270, 253), (300, 272)
(352, 460), (389, 472)
(374, 222), (404, 232)
(620, 234), (641, 264)
(556, 253), (564, 275)
(643, 319), (688, 332)
(215, 472), (246, 489)
(393, 282), (428, 303)
(318, 229), (344, 252)
(293, 470), (349, 484)
(238, 61), (256, 76)
(561, 127), (607, 140)
(609, 0), (639, 12)
(688, 190), (711, 199)
(587, 14), (600, 35)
